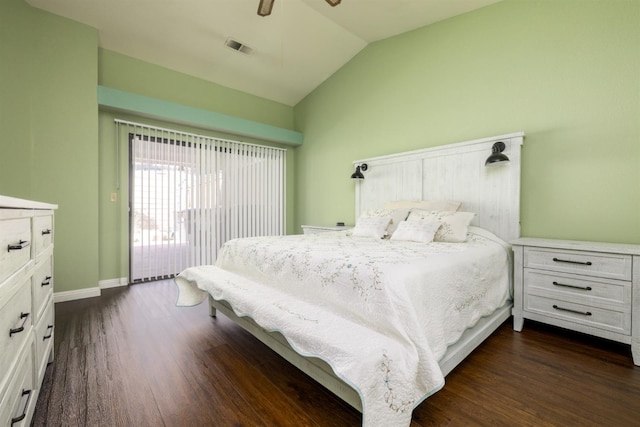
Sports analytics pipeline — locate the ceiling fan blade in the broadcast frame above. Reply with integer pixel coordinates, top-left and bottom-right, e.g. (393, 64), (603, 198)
(258, 0), (275, 16)
(258, 0), (339, 17)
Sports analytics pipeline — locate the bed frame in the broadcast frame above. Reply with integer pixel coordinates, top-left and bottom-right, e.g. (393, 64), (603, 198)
(208, 131), (525, 412)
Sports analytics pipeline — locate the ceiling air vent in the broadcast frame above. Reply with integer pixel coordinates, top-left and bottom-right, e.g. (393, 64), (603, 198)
(225, 38), (253, 55)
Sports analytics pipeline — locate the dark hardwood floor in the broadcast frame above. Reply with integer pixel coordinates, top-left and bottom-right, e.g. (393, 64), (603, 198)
(33, 280), (640, 427)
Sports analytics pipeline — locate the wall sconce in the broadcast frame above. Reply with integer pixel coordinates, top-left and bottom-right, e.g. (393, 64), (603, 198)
(350, 163), (368, 180)
(485, 142), (509, 166)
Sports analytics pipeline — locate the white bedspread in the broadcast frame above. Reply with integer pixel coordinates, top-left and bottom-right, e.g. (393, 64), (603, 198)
(175, 226), (511, 427)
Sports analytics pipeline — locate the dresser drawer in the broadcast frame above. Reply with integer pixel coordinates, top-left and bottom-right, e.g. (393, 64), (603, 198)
(33, 214), (53, 258)
(524, 270), (630, 307)
(525, 294), (630, 335)
(0, 278), (32, 378)
(34, 299), (54, 385)
(524, 247), (632, 281)
(32, 257), (53, 320)
(0, 218), (32, 284)
(0, 344), (35, 427)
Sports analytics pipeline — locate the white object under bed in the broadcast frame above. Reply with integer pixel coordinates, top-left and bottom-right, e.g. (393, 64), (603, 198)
(175, 226), (511, 427)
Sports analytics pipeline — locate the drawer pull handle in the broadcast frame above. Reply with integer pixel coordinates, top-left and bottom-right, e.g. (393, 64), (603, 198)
(42, 276), (52, 286)
(42, 228), (52, 235)
(10, 389), (32, 425)
(552, 281), (592, 291)
(44, 324), (54, 340)
(7, 240), (30, 252)
(9, 312), (30, 337)
(553, 305), (592, 316)
(552, 257), (592, 266)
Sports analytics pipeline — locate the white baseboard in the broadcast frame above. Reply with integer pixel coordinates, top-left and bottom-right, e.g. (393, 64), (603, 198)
(53, 277), (128, 303)
(54, 286), (101, 303)
(99, 277), (129, 289)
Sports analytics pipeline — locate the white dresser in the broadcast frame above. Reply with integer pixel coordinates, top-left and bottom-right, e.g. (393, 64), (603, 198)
(0, 196), (57, 426)
(511, 237), (640, 365)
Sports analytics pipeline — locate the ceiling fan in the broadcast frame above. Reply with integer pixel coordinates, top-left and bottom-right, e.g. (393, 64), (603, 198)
(258, 0), (341, 16)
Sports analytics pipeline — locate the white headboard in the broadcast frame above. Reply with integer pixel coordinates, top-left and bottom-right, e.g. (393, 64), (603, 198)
(354, 132), (524, 243)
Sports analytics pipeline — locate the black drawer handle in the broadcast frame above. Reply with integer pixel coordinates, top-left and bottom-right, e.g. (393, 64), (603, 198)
(553, 281), (592, 291)
(41, 276), (52, 287)
(553, 304), (592, 316)
(10, 389), (32, 425)
(8, 240), (30, 252)
(42, 228), (52, 235)
(43, 324), (54, 340)
(9, 312), (30, 337)
(552, 257), (592, 266)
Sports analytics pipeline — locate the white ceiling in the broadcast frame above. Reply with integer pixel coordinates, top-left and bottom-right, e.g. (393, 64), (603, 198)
(25, 0), (501, 106)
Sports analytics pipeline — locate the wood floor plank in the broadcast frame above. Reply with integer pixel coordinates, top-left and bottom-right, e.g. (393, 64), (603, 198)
(60, 345), (87, 426)
(256, 352), (362, 427)
(31, 338), (69, 426)
(206, 343), (321, 426)
(415, 323), (640, 427)
(169, 344), (269, 426)
(33, 280), (640, 427)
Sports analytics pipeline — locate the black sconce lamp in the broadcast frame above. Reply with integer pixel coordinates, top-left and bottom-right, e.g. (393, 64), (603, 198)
(350, 163), (368, 180)
(485, 142), (509, 166)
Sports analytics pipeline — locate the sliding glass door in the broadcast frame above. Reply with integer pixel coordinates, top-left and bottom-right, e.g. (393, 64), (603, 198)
(124, 121), (285, 283)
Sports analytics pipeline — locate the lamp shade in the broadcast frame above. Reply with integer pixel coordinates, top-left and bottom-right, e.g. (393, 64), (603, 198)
(350, 163), (368, 180)
(350, 166), (364, 180)
(485, 142), (509, 166)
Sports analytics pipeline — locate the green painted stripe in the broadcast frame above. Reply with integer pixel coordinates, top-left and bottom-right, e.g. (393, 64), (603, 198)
(97, 86), (303, 146)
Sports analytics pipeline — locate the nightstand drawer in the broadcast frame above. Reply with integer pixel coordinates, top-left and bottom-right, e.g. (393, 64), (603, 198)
(524, 270), (630, 307)
(525, 294), (630, 335)
(301, 225), (352, 235)
(524, 247), (632, 281)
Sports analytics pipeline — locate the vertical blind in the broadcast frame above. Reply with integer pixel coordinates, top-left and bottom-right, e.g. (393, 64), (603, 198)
(117, 119), (286, 283)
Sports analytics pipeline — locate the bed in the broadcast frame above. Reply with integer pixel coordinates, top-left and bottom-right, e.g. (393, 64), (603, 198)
(175, 132), (525, 427)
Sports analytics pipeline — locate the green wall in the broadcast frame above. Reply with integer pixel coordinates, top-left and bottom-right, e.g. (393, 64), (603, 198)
(99, 49), (294, 130)
(2, 2), (297, 289)
(0, 0), (99, 293)
(294, 0), (640, 244)
(0, 0), (32, 197)
(98, 51), (297, 282)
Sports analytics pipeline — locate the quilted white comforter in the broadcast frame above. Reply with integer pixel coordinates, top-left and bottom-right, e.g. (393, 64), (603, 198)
(175, 226), (511, 427)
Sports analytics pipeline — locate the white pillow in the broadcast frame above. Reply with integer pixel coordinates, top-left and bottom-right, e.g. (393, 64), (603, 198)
(359, 208), (409, 236)
(390, 220), (441, 243)
(384, 200), (461, 212)
(351, 216), (392, 239)
(407, 210), (475, 242)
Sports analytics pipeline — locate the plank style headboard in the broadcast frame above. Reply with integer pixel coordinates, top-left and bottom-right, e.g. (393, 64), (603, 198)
(353, 132), (525, 243)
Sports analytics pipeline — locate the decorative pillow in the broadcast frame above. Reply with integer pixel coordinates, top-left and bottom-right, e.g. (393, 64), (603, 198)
(351, 216), (392, 239)
(359, 208), (409, 236)
(384, 200), (461, 212)
(407, 210), (475, 242)
(390, 220), (441, 243)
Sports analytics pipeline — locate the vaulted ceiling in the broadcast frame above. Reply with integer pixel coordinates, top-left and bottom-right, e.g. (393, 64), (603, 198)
(26, 0), (501, 106)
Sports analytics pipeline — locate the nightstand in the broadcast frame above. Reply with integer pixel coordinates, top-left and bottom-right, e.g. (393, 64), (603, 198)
(511, 237), (640, 366)
(301, 225), (353, 235)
